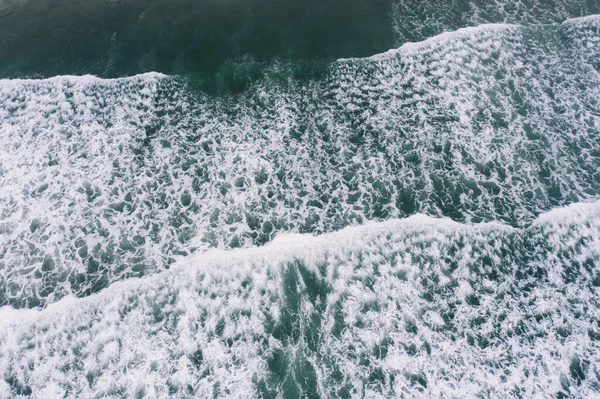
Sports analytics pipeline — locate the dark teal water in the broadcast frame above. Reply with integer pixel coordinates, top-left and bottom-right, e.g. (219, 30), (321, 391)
(0, 0), (395, 92)
(0, 0), (600, 397)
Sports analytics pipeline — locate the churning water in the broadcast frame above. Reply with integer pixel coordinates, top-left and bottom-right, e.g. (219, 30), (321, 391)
(0, 0), (600, 397)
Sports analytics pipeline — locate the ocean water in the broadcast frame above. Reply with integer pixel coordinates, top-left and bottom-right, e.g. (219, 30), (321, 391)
(0, 0), (599, 397)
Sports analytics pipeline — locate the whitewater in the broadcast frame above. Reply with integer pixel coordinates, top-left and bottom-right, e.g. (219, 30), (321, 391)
(0, 7), (599, 399)
(1, 200), (599, 397)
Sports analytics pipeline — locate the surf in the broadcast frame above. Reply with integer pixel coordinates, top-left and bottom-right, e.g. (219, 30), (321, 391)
(0, 5), (599, 396)
(2, 14), (600, 310)
(1, 199), (599, 397)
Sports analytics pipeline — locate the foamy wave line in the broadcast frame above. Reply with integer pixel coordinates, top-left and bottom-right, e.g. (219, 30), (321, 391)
(563, 13), (600, 25)
(339, 13), (600, 62)
(1, 199), (598, 322)
(0, 71), (168, 85)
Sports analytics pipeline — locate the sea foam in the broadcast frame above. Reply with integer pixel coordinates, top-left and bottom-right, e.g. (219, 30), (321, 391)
(0, 200), (599, 397)
(1, 15), (599, 309)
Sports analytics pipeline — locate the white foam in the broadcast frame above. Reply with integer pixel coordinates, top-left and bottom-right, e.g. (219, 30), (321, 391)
(563, 13), (600, 25)
(339, 23), (519, 62)
(1, 13), (599, 311)
(344, 13), (600, 63)
(535, 199), (600, 224)
(0, 72), (167, 85)
(3, 197), (598, 320)
(0, 199), (598, 397)
(0, 5), (599, 397)
(0, 213), (474, 321)
(390, 0), (600, 45)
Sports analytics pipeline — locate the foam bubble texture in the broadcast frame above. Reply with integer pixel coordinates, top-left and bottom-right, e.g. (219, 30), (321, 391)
(1, 18), (600, 308)
(391, 0), (600, 43)
(0, 201), (598, 398)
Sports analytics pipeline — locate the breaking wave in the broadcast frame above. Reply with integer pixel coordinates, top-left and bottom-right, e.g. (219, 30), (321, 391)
(1, 9), (600, 398)
(1, 200), (599, 397)
(1, 17), (599, 308)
